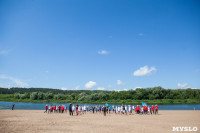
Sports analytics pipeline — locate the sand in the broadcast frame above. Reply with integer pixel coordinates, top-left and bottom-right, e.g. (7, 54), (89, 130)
(0, 110), (200, 133)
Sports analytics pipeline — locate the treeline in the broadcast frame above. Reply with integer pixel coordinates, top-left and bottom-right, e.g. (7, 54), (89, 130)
(0, 87), (200, 102)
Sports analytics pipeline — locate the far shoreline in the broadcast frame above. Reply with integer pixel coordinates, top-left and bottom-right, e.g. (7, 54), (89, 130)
(1, 100), (200, 105)
(1, 100), (200, 106)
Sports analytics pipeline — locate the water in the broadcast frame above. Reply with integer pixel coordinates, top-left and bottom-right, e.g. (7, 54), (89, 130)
(0, 101), (200, 110)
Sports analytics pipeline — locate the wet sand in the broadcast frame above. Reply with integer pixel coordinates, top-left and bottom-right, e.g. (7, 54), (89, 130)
(0, 110), (200, 133)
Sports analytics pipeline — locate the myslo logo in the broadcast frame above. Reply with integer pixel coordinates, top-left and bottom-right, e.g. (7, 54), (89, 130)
(172, 127), (198, 132)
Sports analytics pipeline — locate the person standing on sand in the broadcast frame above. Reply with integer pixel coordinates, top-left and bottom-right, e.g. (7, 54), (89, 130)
(69, 104), (73, 116)
(48, 105), (50, 113)
(150, 106), (152, 114)
(65, 106), (67, 113)
(54, 105), (56, 113)
(76, 104), (79, 115)
(51, 105), (53, 113)
(95, 105), (98, 113)
(11, 104), (15, 110)
(61, 105), (64, 113)
(125, 105), (127, 115)
(92, 106), (95, 114)
(155, 105), (158, 115)
(103, 105), (107, 116)
(152, 105), (154, 114)
(132, 105), (135, 113)
(44, 104), (48, 113)
(72, 104), (75, 113)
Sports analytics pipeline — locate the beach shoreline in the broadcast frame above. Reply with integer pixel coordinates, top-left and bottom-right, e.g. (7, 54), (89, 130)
(0, 110), (200, 133)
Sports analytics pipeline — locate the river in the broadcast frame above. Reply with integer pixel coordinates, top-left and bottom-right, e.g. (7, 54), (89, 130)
(0, 101), (200, 110)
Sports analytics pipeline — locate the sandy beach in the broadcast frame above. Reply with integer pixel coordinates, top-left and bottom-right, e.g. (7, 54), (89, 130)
(0, 110), (199, 133)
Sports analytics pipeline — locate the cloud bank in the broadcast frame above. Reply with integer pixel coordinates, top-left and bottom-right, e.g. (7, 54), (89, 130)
(133, 66), (156, 76)
(85, 81), (96, 89)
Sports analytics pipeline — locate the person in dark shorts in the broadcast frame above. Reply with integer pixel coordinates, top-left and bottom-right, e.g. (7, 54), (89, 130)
(69, 104), (73, 116)
(12, 104), (15, 110)
(76, 104), (79, 115)
(92, 106), (95, 114)
(44, 104), (48, 113)
(155, 105), (158, 115)
(103, 105), (107, 116)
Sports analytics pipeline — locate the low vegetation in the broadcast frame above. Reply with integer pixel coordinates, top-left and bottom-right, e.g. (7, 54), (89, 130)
(0, 87), (199, 104)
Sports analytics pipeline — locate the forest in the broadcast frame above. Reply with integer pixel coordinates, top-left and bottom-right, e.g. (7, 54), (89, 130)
(0, 87), (199, 104)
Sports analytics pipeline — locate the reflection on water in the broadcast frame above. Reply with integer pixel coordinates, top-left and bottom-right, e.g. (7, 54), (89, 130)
(0, 101), (199, 110)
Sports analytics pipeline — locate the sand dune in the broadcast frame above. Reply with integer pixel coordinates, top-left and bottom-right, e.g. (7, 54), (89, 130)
(0, 110), (200, 133)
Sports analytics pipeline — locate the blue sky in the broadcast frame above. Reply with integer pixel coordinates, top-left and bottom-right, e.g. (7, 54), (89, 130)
(0, 0), (200, 90)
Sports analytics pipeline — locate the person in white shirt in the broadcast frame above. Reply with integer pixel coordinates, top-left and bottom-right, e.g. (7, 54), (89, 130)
(141, 106), (143, 115)
(72, 104), (75, 112)
(128, 105), (132, 115)
(125, 105), (127, 115)
(115, 106), (117, 114)
(84, 105), (86, 114)
(118, 106), (120, 114)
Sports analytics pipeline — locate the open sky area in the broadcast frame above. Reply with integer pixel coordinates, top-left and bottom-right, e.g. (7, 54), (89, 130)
(0, 0), (200, 91)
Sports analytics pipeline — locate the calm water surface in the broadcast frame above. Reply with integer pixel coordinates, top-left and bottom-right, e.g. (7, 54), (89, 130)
(0, 101), (200, 110)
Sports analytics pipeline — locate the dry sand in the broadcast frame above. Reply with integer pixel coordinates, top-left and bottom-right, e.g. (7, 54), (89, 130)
(0, 110), (200, 133)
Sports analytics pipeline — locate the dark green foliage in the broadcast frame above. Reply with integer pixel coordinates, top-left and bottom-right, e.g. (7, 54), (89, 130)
(1, 87), (200, 104)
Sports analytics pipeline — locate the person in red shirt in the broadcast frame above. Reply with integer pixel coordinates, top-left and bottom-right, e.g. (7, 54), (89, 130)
(44, 104), (48, 113)
(61, 105), (64, 113)
(65, 106), (67, 112)
(155, 105), (158, 115)
(143, 106), (146, 114)
(135, 106), (137, 113)
(50, 105), (53, 113)
(152, 105), (155, 114)
(136, 105), (140, 114)
(144, 105), (148, 114)
(76, 104), (79, 115)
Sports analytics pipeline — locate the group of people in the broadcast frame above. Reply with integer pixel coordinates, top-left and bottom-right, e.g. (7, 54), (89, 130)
(45, 104), (159, 116)
(44, 104), (67, 113)
(134, 105), (159, 115)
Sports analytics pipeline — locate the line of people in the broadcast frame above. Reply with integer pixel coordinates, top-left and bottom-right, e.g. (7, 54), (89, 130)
(44, 104), (67, 113)
(45, 104), (159, 116)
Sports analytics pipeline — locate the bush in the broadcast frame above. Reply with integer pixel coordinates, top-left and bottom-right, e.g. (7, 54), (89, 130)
(38, 92), (45, 100)
(45, 93), (53, 100)
(30, 92), (38, 100)
(14, 93), (20, 99)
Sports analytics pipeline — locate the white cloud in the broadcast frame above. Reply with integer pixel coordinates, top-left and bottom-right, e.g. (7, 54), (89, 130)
(61, 87), (67, 90)
(0, 75), (28, 87)
(133, 66), (156, 76)
(98, 50), (109, 55)
(135, 87), (142, 89)
(123, 88), (128, 91)
(177, 83), (189, 89)
(0, 50), (9, 55)
(117, 80), (122, 85)
(97, 87), (105, 90)
(85, 81), (96, 89)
